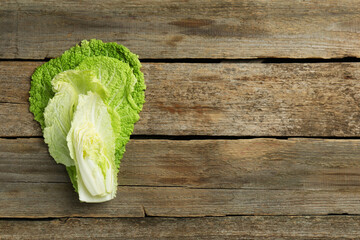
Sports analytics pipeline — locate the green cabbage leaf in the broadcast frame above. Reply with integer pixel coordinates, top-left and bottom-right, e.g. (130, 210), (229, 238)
(29, 40), (145, 202)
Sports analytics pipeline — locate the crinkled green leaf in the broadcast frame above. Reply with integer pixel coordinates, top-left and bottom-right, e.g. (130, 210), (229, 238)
(29, 39), (144, 129)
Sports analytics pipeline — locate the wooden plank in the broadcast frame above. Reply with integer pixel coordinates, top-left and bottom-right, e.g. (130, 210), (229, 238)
(0, 62), (33, 103)
(2, 0), (360, 59)
(0, 138), (68, 183)
(3, 138), (360, 191)
(3, 62), (360, 137)
(1, 183), (360, 217)
(2, 216), (360, 239)
(2, 138), (360, 217)
(0, 103), (39, 138)
(0, 183), (144, 218)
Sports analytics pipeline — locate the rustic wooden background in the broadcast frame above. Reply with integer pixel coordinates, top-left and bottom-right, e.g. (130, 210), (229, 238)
(2, 0), (360, 239)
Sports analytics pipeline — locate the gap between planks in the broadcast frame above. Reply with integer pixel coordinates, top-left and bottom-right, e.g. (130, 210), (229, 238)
(6, 135), (360, 140)
(3, 57), (360, 63)
(88, 57), (360, 64)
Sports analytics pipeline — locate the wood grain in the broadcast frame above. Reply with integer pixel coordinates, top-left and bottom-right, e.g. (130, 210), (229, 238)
(2, 216), (360, 239)
(2, 183), (360, 218)
(2, 61), (360, 137)
(2, 0), (360, 59)
(3, 138), (360, 191)
(2, 138), (360, 217)
(2, 0), (359, 236)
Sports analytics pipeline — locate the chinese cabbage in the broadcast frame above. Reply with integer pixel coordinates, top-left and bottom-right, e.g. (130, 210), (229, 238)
(67, 92), (117, 202)
(29, 40), (146, 202)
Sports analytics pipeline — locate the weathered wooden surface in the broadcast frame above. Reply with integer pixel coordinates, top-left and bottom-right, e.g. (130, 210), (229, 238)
(2, 138), (360, 191)
(2, 138), (360, 217)
(2, 216), (360, 240)
(2, 0), (360, 59)
(3, 62), (360, 137)
(2, 0), (359, 238)
(2, 183), (360, 217)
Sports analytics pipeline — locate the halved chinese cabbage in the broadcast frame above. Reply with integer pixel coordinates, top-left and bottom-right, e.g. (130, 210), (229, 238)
(67, 92), (117, 202)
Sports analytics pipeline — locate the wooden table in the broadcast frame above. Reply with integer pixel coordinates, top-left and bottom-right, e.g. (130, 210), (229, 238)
(2, 1), (360, 239)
